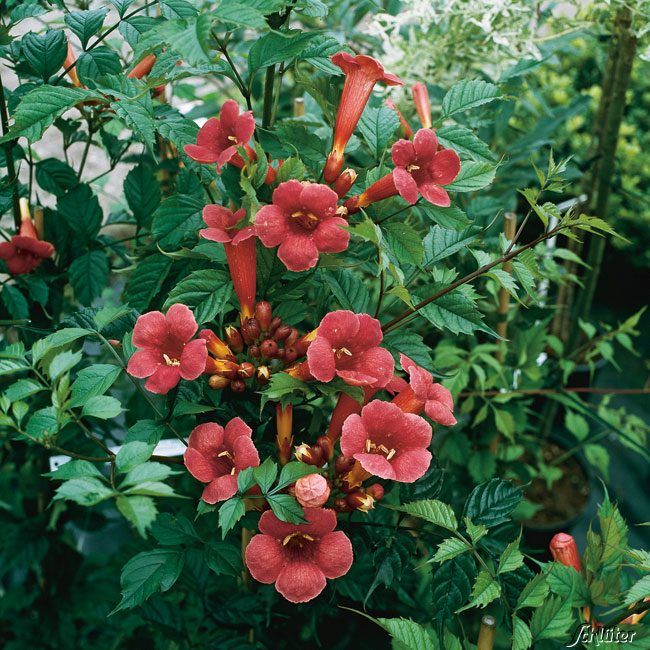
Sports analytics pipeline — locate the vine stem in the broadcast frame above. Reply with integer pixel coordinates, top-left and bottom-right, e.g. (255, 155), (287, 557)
(0, 71), (20, 228)
(381, 223), (566, 333)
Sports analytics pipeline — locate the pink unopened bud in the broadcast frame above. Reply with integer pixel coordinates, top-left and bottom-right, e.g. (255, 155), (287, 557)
(412, 82), (432, 129)
(295, 474), (330, 508)
(333, 169), (357, 198)
(549, 533), (583, 573)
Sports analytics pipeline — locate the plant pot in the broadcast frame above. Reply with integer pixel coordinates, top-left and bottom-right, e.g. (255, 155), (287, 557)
(521, 438), (600, 561)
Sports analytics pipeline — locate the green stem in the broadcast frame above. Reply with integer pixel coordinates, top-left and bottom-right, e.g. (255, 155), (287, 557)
(0, 71), (20, 229)
(262, 65), (276, 128)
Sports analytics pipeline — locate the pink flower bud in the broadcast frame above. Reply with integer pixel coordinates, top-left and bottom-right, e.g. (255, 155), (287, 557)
(294, 474), (330, 508)
(549, 533), (583, 573)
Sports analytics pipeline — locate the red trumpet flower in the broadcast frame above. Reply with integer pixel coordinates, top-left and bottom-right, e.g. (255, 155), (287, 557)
(412, 82), (432, 129)
(324, 53), (402, 183)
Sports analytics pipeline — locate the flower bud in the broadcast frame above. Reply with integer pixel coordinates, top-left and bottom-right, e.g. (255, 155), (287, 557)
(294, 443), (323, 466)
(107, 339), (121, 348)
(200, 329), (234, 360)
(295, 474), (330, 508)
(284, 346), (298, 364)
(335, 455), (356, 475)
(285, 360), (313, 381)
(285, 328), (299, 347)
(295, 329), (317, 355)
(238, 362), (255, 379)
(261, 339), (278, 358)
(225, 325), (244, 352)
(241, 317), (261, 342)
(274, 324), (292, 341)
(249, 345), (260, 358)
(208, 375), (231, 390)
(255, 300), (272, 330)
(269, 316), (283, 334)
(230, 378), (246, 393)
(366, 483), (384, 501)
(346, 490), (375, 513)
(206, 358), (240, 378)
(316, 435), (334, 462)
(333, 168), (357, 198)
(333, 498), (352, 513)
(549, 533), (583, 573)
(256, 365), (270, 385)
(412, 82), (432, 129)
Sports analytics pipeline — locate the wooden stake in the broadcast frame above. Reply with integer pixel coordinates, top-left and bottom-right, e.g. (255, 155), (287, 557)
(477, 614), (496, 650)
(293, 97), (305, 117)
(497, 213), (517, 349)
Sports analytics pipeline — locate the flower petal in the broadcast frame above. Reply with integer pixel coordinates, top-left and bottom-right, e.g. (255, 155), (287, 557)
(257, 507), (337, 539)
(400, 412), (433, 448)
(306, 335), (336, 383)
(393, 167), (419, 204)
(432, 148), (461, 185)
(317, 310), (360, 348)
(276, 561), (326, 603)
(391, 139), (415, 167)
(277, 234), (319, 272)
(254, 205), (289, 247)
(312, 217), (350, 254)
(300, 183), (339, 218)
(314, 531), (353, 579)
(127, 349), (162, 378)
(425, 399), (457, 426)
(203, 204), (238, 230)
(224, 417), (253, 447)
(219, 99), (240, 129)
(188, 422), (225, 456)
(199, 227), (231, 243)
(336, 369), (381, 387)
(183, 144), (221, 164)
(361, 400), (406, 437)
(201, 474), (238, 503)
(353, 453), (396, 480)
(340, 413), (369, 457)
(419, 182), (450, 207)
(390, 448), (432, 483)
(179, 338), (207, 380)
(245, 534), (285, 584)
(272, 179), (303, 213)
(413, 128), (438, 158)
(144, 365), (181, 394)
(235, 111), (255, 144)
(166, 303), (198, 342)
(183, 447), (220, 483)
(132, 311), (167, 348)
(196, 117), (221, 148)
(232, 435), (260, 470)
(350, 313), (383, 350)
(345, 346), (394, 388)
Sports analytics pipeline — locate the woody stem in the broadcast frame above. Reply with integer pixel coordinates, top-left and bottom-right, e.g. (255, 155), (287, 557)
(0, 73), (20, 229)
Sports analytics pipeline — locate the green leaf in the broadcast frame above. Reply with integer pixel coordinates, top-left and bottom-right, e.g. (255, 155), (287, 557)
(58, 184), (103, 242)
(441, 79), (500, 118)
(111, 548), (185, 613)
(165, 14), (213, 66)
(69, 251), (109, 306)
(35, 158), (78, 197)
(159, 0), (197, 19)
(151, 513), (200, 545)
(115, 420), (165, 472)
(214, 1), (267, 30)
(624, 574), (650, 606)
(423, 225), (479, 265)
(76, 47), (122, 85)
(546, 562), (589, 606)
(116, 495), (158, 538)
(377, 617), (436, 650)
(54, 477), (114, 506)
(46, 459), (106, 480)
(418, 290), (499, 338)
(260, 372), (311, 407)
(266, 493), (306, 524)
(446, 161), (496, 193)
(512, 616), (532, 650)
(218, 497), (246, 539)
(124, 164), (161, 227)
(530, 594), (574, 641)
(32, 327), (90, 364)
(121, 462), (177, 488)
(383, 222), (423, 265)
(64, 8), (108, 48)
(275, 156), (306, 183)
(248, 31), (318, 73)
(152, 194), (204, 248)
(275, 462), (318, 491)
(163, 269), (233, 324)
(389, 499), (457, 531)
(516, 573), (549, 609)
(21, 29), (67, 80)
(81, 395), (122, 420)
(358, 105), (399, 158)
(464, 518), (487, 544)
(598, 496), (628, 567)
(400, 461), (444, 501)
(431, 554), (477, 624)
(463, 479), (522, 527)
(111, 95), (156, 146)
(0, 86), (101, 143)
(456, 569), (501, 612)
(253, 458), (278, 494)
(48, 349), (82, 380)
(498, 538), (524, 574)
(417, 203), (470, 230)
(205, 541), (242, 577)
(124, 254), (173, 312)
(437, 124), (494, 163)
(319, 268), (371, 313)
(2, 285), (28, 320)
(432, 537), (470, 563)
(3, 379), (44, 402)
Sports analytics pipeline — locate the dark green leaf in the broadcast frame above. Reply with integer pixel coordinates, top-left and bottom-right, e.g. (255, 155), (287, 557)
(463, 479), (522, 527)
(163, 269), (233, 324)
(21, 29), (67, 79)
(69, 250), (109, 306)
(65, 9), (108, 48)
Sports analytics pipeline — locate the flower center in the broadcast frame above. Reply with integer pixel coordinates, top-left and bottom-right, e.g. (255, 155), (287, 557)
(217, 450), (237, 475)
(291, 210), (320, 230)
(333, 347), (353, 359)
(282, 532), (315, 548)
(365, 439), (396, 460)
(406, 164), (420, 173)
(227, 135), (238, 142)
(162, 353), (181, 366)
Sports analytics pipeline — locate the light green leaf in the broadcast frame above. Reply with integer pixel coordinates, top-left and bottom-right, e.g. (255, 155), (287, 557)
(437, 124), (494, 163)
(377, 617), (436, 650)
(81, 395), (122, 420)
(54, 477), (114, 506)
(423, 225), (479, 265)
(389, 499), (457, 531)
(218, 497), (246, 539)
(432, 537), (470, 563)
(267, 493), (306, 524)
(441, 79), (501, 118)
(456, 569), (501, 612)
(498, 537), (524, 574)
(358, 105), (399, 157)
(446, 161), (496, 193)
(116, 495), (158, 538)
(530, 594), (574, 641)
(512, 616), (532, 650)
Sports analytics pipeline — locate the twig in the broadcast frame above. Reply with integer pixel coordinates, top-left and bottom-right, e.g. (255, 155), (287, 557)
(0, 72), (20, 228)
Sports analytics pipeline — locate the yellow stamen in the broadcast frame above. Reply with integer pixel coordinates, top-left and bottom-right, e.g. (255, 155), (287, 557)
(162, 353), (181, 366)
(406, 164), (420, 173)
(227, 135), (238, 142)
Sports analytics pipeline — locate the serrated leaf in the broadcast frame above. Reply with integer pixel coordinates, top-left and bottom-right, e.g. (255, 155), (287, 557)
(446, 161), (496, 193)
(423, 225), (479, 265)
(124, 254), (173, 312)
(22, 29), (67, 80)
(163, 269), (233, 324)
(253, 458), (278, 494)
(418, 290), (499, 338)
(464, 517), (487, 544)
(151, 513), (200, 545)
(432, 537), (470, 563)
(512, 616), (532, 650)
(76, 47), (122, 85)
(81, 395), (122, 419)
(383, 221), (423, 265)
(116, 495), (158, 538)
(32, 327), (90, 363)
(358, 105), (399, 157)
(124, 164), (161, 227)
(152, 194), (204, 248)
(431, 554), (476, 624)
(266, 493), (306, 524)
(218, 497), (245, 539)
(498, 538), (524, 574)
(319, 268), (371, 313)
(65, 8), (108, 48)
(69, 251), (109, 306)
(530, 594), (574, 641)
(456, 569), (501, 612)
(390, 499), (457, 531)
(441, 79), (500, 118)
(417, 203), (470, 230)
(516, 573), (549, 609)
(377, 617), (436, 650)
(54, 477), (114, 506)
(205, 541), (242, 577)
(463, 479), (522, 527)
(437, 124), (494, 163)
(275, 461), (317, 491)
(624, 574), (650, 606)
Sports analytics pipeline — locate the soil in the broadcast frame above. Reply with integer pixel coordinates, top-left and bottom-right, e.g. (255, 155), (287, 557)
(523, 443), (590, 527)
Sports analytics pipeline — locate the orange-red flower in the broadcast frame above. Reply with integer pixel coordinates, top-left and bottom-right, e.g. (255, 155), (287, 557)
(412, 82), (432, 128)
(0, 204), (54, 275)
(324, 53), (402, 182)
(549, 533), (583, 573)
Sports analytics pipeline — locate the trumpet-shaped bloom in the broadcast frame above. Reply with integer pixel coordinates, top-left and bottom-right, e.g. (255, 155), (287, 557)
(255, 180), (349, 272)
(184, 100), (255, 170)
(392, 354), (457, 426)
(126, 304), (207, 394)
(0, 217), (54, 275)
(200, 205), (256, 317)
(184, 418), (260, 503)
(412, 82), (432, 129)
(245, 507), (353, 603)
(341, 400), (432, 482)
(307, 310), (394, 388)
(324, 53), (402, 182)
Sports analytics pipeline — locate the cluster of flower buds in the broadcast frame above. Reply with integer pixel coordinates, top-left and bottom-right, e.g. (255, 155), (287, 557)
(294, 436), (334, 467)
(204, 300), (313, 393)
(334, 484), (384, 513)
